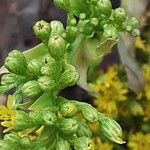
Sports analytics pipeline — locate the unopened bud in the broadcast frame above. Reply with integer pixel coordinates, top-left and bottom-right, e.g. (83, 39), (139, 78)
(77, 102), (98, 122)
(77, 122), (92, 137)
(59, 101), (77, 117)
(98, 116), (125, 144)
(73, 137), (94, 150)
(1, 73), (19, 86)
(50, 21), (65, 36)
(42, 111), (57, 125)
(48, 34), (66, 59)
(103, 25), (118, 39)
(33, 20), (51, 41)
(38, 76), (56, 91)
(5, 50), (27, 75)
(59, 118), (78, 135)
(22, 81), (43, 99)
(58, 64), (79, 89)
(113, 8), (126, 24)
(56, 139), (70, 150)
(97, 0), (112, 18)
(28, 59), (44, 77)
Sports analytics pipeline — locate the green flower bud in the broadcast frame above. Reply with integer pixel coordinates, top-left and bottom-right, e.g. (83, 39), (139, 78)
(48, 34), (66, 59)
(113, 8), (126, 24)
(98, 116), (125, 144)
(50, 21), (65, 36)
(22, 80), (43, 99)
(79, 20), (94, 36)
(73, 137), (94, 150)
(66, 26), (77, 42)
(128, 17), (139, 29)
(38, 76), (56, 91)
(29, 111), (44, 126)
(13, 110), (32, 131)
(56, 139), (70, 150)
(77, 102), (98, 122)
(41, 64), (56, 77)
(59, 118), (78, 135)
(28, 59), (44, 77)
(79, 13), (87, 20)
(77, 122), (92, 137)
(67, 14), (77, 26)
(90, 18), (99, 27)
(1, 73), (19, 86)
(59, 101), (77, 117)
(103, 25), (118, 39)
(131, 29), (140, 37)
(58, 64), (79, 89)
(33, 20), (51, 41)
(0, 140), (17, 150)
(5, 50), (27, 75)
(97, 0), (112, 18)
(43, 111), (57, 125)
(54, 0), (70, 12)
(41, 56), (58, 76)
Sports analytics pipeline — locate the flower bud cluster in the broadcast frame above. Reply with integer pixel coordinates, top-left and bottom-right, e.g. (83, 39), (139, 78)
(0, 0), (138, 148)
(54, 0), (140, 41)
(1, 37), (79, 101)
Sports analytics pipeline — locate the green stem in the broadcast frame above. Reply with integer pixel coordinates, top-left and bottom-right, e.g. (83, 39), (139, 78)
(68, 34), (86, 64)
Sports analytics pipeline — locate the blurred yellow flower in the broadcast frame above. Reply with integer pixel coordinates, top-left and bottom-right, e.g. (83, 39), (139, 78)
(93, 137), (113, 150)
(90, 66), (128, 117)
(138, 64), (150, 101)
(94, 99), (118, 118)
(135, 37), (146, 51)
(0, 96), (16, 133)
(129, 101), (144, 117)
(135, 36), (150, 52)
(143, 102), (150, 121)
(128, 132), (150, 150)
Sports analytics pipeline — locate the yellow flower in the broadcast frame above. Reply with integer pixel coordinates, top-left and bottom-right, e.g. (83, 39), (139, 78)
(90, 66), (128, 101)
(138, 64), (150, 101)
(135, 37), (146, 51)
(90, 66), (128, 117)
(128, 132), (150, 150)
(93, 137), (113, 150)
(143, 102), (150, 121)
(0, 96), (16, 133)
(18, 126), (44, 141)
(94, 99), (118, 118)
(135, 36), (150, 53)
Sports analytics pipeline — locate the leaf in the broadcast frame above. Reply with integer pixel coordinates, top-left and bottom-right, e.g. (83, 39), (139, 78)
(96, 38), (118, 60)
(28, 92), (54, 111)
(72, 38), (117, 91)
(24, 43), (48, 62)
(118, 35), (145, 93)
(0, 43), (48, 75)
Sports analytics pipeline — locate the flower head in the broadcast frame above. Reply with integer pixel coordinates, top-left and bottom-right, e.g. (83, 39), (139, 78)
(138, 64), (150, 101)
(90, 66), (128, 117)
(0, 96), (16, 133)
(128, 132), (150, 150)
(93, 137), (113, 150)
